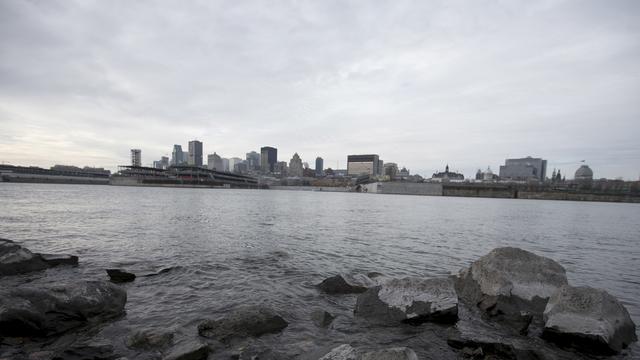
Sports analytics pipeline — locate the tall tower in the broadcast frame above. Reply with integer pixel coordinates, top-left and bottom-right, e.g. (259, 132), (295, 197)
(188, 140), (203, 167)
(315, 157), (324, 176)
(131, 149), (141, 167)
(260, 146), (277, 173)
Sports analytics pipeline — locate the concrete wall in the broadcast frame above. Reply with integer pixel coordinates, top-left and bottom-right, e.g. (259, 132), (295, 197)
(443, 185), (515, 198)
(518, 191), (640, 203)
(376, 182), (442, 196)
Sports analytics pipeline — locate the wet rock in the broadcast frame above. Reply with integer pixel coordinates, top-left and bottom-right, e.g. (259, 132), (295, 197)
(355, 277), (458, 324)
(106, 269), (136, 283)
(126, 330), (174, 350)
(455, 247), (568, 333)
(0, 280), (127, 337)
(360, 347), (418, 360)
(318, 344), (358, 360)
(51, 344), (119, 360)
(542, 285), (638, 354)
(162, 340), (209, 360)
(197, 306), (288, 343)
(311, 310), (335, 327)
(0, 238), (49, 276)
(317, 275), (369, 294)
(40, 253), (79, 267)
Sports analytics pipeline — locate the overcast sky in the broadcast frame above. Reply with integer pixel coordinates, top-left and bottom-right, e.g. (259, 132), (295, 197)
(1, 0), (639, 179)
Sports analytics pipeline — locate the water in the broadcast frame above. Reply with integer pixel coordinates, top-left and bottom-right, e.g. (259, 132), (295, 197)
(1, 183), (639, 358)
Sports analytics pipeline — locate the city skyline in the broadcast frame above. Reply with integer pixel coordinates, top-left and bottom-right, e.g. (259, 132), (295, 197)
(1, 1), (639, 179)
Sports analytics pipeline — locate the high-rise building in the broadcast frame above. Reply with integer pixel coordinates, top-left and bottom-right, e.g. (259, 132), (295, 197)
(276, 161), (288, 177)
(131, 149), (141, 167)
(171, 145), (184, 166)
(222, 158), (230, 172)
(315, 157), (324, 176)
(260, 146), (277, 173)
(289, 153), (303, 177)
(207, 153), (223, 171)
(347, 154), (379, 176)
(246, 151), (261, 171)
(378, 160), (384, 176)
(228, 157), (243, 172)
(188, 140), (203, 167)
(499, 156), (547, 182)
(153, 156), (169, 169)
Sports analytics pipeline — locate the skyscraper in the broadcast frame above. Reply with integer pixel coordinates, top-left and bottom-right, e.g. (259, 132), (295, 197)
(315, 157), (324, 176)
(289, 153), (303, 177)
(260, 146), (277, 173)
(207, 152), (223, 171)
(131, 149), (141, 167)
(246, 151), (261, 171)
(499, 156), (547, 182)
(188, 140), (203, 167)
(171, 145), (184, 166)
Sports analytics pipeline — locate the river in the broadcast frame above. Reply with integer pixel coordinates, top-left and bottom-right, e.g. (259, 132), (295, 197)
(1, 183), (638, 358)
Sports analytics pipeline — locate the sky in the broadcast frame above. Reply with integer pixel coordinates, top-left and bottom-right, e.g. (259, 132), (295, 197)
(1, 0), (639, 180)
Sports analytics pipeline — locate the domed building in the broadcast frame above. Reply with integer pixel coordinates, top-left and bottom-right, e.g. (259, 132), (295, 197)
(574, 165), (593, 183)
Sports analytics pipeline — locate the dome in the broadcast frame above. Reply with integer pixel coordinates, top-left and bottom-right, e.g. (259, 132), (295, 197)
(574, 165), (593, 181)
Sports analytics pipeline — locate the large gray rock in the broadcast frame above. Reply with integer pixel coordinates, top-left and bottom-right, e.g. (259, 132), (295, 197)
(0, 281), (127, 337)
(197, 306), (288, 343)
(162, 340), (209, 360)
(542, 285), (638, 354)
(318, 345), (418, 360)
(0, 238), (78, 276)
(355, 277), (458, 324)
(319, 344), (358, 360)
(126, 329), (174, 350)
(455, 247), (568, 333)
(317, 275), (369, 294)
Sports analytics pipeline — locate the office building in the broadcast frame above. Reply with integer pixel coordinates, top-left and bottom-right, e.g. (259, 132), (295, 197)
(246, 151), (261, 171)
(315, 157), (324, 176)
(289, 153), (303, 177)
(131, 149), (141, 167)
(222, 158), (230, 172)
(207, 153), (223, 171)
(260, 146), (277, 173)
(171, 145), (184, 166)
(347, 154), (379, 176)
(153, 156), (169, 169)
(228, 157), (243, 172)
(499, 156), (547, 182)
(188, 140), (203, 167)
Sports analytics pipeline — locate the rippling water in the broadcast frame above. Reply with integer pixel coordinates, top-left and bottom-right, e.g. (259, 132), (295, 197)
(1, 183), (639, 358)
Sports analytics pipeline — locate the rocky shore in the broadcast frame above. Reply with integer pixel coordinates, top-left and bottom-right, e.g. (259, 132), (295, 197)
(0, 238), (636, 359)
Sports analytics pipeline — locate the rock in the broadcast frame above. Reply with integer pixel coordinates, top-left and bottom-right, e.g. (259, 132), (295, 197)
(0, 238), (49, 276)
(51, 344), (119, 360)
(106, 269), (136, 283)
(311, 310), (335, 327)
(40, 253), (79, 267)
(542, 285), (638, 354)
(360, 347), (418, 360)
(317, 275), (369, 294)
(162, 340), (209, 360)
(0, 281), (127, 337)
(0, 239), (79, 276)
(318, 344), (358, 360)
(126, 330), (174, 350)
(355, 277), (458, 324)
(455, 247), (568, 333)
(197, 306), (288, 343)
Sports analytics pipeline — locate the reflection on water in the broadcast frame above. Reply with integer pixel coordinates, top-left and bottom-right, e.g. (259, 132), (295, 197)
(1, 183), (639, 358)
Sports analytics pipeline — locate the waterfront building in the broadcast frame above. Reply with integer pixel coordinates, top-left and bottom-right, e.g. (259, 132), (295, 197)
(246, 151), (261, 171)
(131, 149), (141, 167)
(499, 156), (547, 182)
(153, 156), (169, 169)
(207, 153), (223, 171)
(289, 153), (303, 177)
(432, 164), (464, 181)
(574, 164), (594, 184)
(275, 161), (288, 177)
(188, 140), (203, 167)
(260, 146), (277, 173)
(222, 158), (230, 172)
(347, 154), (379, 176)
(315, 157), (324, 176)
(228, 157), (243, 172)
(234, 161), (248, 174)
(171, 145), (185, 166)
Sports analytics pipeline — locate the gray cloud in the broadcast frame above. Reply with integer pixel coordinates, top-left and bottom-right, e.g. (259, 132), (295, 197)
(1, 0), (639, 179)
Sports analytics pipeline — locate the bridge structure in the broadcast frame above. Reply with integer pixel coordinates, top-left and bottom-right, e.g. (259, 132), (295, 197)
(112, 165), (260, 188)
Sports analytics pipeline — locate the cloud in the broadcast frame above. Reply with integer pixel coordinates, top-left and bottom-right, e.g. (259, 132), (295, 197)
(1, 0), (639, 179)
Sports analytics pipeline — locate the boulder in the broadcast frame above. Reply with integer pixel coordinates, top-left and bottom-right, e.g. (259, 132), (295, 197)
(106, 269), (136, 283)
(355, 277), (458, 324)
(311, 310), (335, 327)
(162, 340), (209, 360)
(317, 275), (369, 294)
(319, 344), (358, 360)
(455, 247), (568, 333)
(542, 285), (638, 354)
(197, 306), (288, 343)
(0, 281), (127, 337)
(360, 347), (418, 360)
(126, 330), (174, 350)
(0, 239), (79, 276)
(51, 344), (119, 360)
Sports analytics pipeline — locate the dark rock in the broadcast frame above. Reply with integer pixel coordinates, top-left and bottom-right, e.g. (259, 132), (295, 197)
(542, 285), (638, 354)
(0, 238), (49, 276)
(317, 275), (368, 294)
(126, 330), (174, 350)
(311, 310), (335, 327)
(162, 340), (209, 360)
(197, 306), (288, 343)
(40, 253), (79, 267)
(51, 344), (119, 360)
(355, 277), (458, 325)
(360, 347), (418, 360)
(106, 268), (136, 283)
(0, 281), (127, 337)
